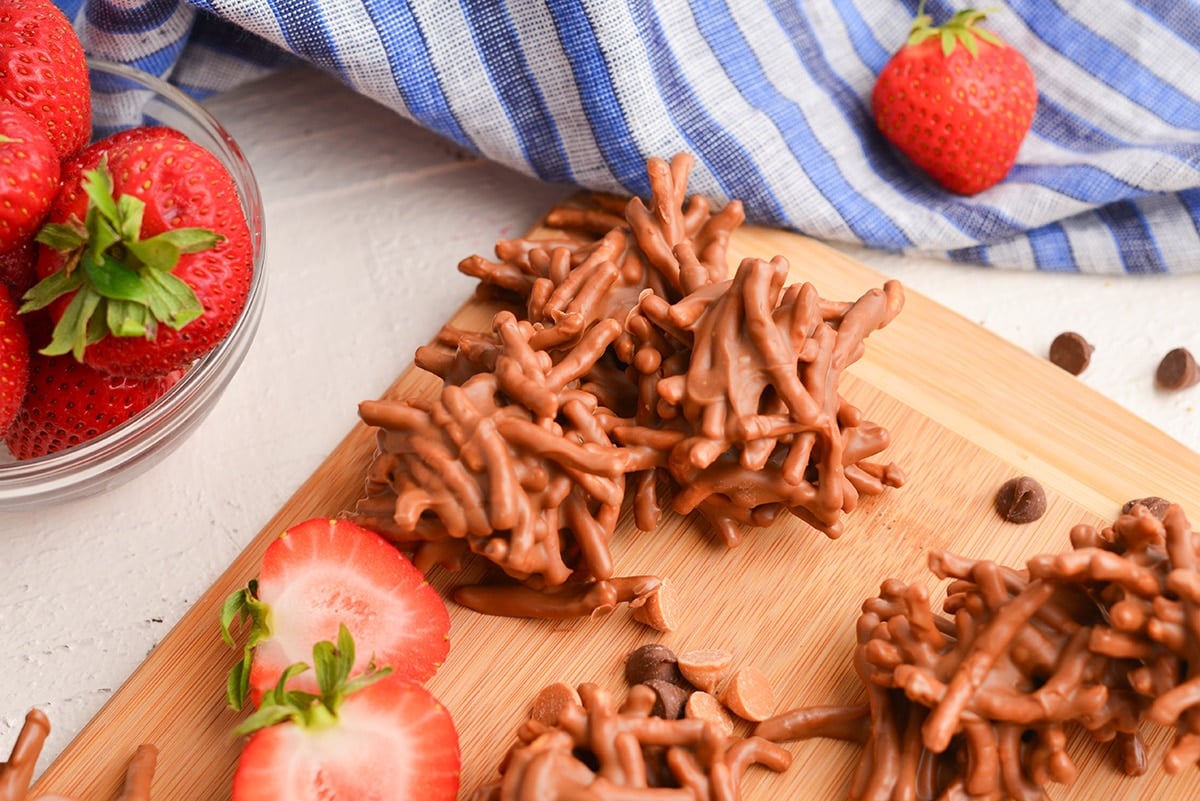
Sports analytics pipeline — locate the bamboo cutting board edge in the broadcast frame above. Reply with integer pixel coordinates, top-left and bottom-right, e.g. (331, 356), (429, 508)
(28, 225), (1200, 800)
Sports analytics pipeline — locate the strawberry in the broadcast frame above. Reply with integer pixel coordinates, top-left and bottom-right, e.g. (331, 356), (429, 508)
(0, 285), (29, 435)
(222, 518), (451, 710)
(231, 627), (460, 801)
(21, 131), (255, 378)
(0, 0), (91, 159)
(58, 125), (190, 191)
(0, 239), (36, 296)
(3, 337), (182, 459)
(0, 105), (59, 253)
(871, 2), (1037, 195)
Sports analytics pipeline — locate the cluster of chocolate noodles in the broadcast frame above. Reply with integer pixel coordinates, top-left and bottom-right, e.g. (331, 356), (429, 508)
(754, 502), (1200, 801)
(350, 152), (904, 618)
(472, 666), (792, 800)
(0, 710), (155, 801)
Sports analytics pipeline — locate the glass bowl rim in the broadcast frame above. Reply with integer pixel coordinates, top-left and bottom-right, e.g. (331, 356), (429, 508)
(0, 58), (268, 497)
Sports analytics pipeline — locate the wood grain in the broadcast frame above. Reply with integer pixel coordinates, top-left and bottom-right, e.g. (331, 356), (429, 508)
(30, 225), (1200, 801)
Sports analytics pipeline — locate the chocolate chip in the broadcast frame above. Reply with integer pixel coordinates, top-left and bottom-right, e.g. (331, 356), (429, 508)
(1155, 347), (1199, 391)
(995, 476), (1047, 524)
(643, 678), (691, 719)
(624, 643), (683, 687)
(1048, 332), (1094, 376)
(1121, 496), (1171, 520)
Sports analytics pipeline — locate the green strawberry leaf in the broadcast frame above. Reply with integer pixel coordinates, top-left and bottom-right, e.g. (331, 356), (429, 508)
(230, 626), (393, 737)
(104, 298), (152, 339)
(343, 656), (391, 698)
(313, 632), (352, 701)
(21, 160), (226, 359)
(86, 205), (122, 260)
(35, 221), (86, 252)
(19, 269), (84, 314)
(221, 580), (273, 712)
(225, 647), (252, 712)
(41, 285), (104, 360)
(974, 27), (1003, 47)
(116, 194), (145, 243)
(84, 252), (149, 303)
(153, 227), (224, 254)
(144, 267), (204, 329)
(234, 663), (314, 736)
(81, 165), (120, 227)
(907, 2), (1003, 57)
(220, 581), (270, 649)
(940, 28), (956, 57)
(957, 29), (979, 57)
(124, 236), (183, 274)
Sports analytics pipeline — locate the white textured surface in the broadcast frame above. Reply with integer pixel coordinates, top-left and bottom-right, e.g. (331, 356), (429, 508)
(1, 66), (1198, 785)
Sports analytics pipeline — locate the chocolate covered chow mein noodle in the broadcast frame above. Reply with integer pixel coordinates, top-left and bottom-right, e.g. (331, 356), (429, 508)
(351, 153), (904, 619)
(0, 710), (156, 801)
(473, 643), (791, 801)
(756, 502), (1200, 801)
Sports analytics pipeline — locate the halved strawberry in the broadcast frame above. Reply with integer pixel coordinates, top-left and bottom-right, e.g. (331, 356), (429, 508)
(231, 627), (460, 801)
(222, 518), (451, 709)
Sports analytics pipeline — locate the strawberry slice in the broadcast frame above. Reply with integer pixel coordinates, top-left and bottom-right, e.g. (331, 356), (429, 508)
(222, 518), (451, 708)
(231, 626), (460, 801)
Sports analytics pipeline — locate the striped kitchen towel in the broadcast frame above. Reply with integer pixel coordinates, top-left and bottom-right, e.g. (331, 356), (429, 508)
(55, 0), (1200, 274)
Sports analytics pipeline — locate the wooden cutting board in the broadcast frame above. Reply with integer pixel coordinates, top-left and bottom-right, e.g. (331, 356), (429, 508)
(30, 224), (1200, 801)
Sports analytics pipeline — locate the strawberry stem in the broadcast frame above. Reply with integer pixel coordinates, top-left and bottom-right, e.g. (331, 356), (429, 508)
(232, 625), (393, 737)
(19, 160), (223, 361)
(221, 580), (272, 711)
(906, 3), (1003, 57)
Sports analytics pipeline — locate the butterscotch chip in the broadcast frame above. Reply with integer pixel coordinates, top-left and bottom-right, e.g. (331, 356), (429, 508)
(1156, 347), (1199, 391)
(1048, 331), (1094, 375)
(644, 678), (691, 719)
(529, 681), (581, 726)
(677, 648), (733, 693)
(720, 666), (775, 722)
(630, 577), (678, 632)
(685, 691), (735, 736)
(624, 643), (683, 687)
(995, 476), (1047, 524)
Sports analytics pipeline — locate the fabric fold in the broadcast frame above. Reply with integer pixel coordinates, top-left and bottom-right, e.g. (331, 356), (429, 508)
(52, 0), (1200, 274)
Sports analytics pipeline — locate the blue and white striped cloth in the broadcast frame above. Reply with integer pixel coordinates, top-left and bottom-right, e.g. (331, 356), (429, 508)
(54, 0), (1200, 274)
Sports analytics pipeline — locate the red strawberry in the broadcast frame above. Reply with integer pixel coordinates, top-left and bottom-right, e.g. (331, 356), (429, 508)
(231, 628), (460, 801)
(21, 131), (254, 378)
(0, 105), (59, 253)
(872, 3), (1037, 195)
(0, 285), (30, 434)
(4, 341), (181, 459)
(222, 518), (451, 709)
(0, 0), (91, 159)
(58, 125), (190, 191)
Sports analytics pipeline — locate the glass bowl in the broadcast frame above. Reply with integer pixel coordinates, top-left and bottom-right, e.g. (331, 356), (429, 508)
(0, 59), (268, 510)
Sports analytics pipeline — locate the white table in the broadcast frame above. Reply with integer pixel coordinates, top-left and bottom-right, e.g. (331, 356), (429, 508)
(2, 65), (1198, 784)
